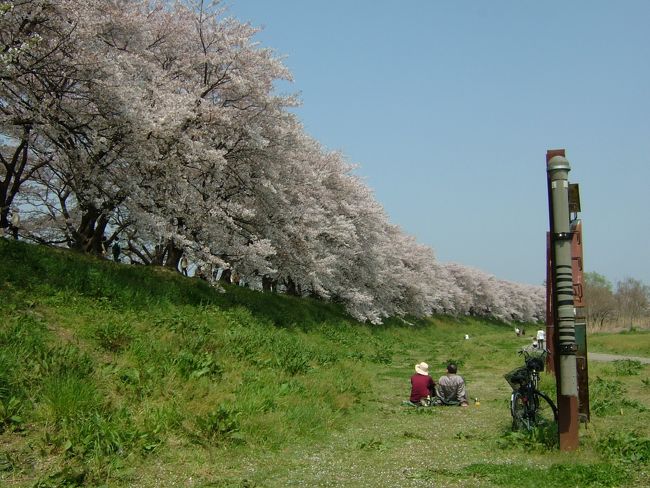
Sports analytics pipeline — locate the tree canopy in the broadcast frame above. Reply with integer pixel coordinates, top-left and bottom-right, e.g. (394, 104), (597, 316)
(1, 0), (546, 323)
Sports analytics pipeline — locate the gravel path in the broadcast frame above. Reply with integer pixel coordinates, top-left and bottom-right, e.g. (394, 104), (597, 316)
(589, 352), (650, 364)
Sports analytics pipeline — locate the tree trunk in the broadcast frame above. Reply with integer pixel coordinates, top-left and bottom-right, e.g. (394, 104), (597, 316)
(150, 243), (166, 266)
(285, 276), (299, 296)
(0, 128), (32, 233)
(219, 268), (232, 283)
(164, 239), (183, 271)
(72, 205), (109, 255)
(0, 205), (9, 231)
(262, 275), (275, 292)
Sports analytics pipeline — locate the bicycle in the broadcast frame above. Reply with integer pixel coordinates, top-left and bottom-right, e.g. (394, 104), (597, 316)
(505, 349), (558, 431)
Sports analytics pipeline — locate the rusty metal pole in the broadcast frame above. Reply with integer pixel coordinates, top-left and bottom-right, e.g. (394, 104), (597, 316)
(571, 220), (590, 423)
(545, 231), (555, 373)
(546, 151), (579, 450)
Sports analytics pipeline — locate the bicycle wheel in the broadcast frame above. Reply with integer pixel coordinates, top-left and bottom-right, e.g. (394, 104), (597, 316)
(511, 391), (535, 431)
(531, 390), (558, 427)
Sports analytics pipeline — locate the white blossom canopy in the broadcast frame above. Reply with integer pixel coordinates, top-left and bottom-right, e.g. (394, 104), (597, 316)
(1, 0), (544, 323)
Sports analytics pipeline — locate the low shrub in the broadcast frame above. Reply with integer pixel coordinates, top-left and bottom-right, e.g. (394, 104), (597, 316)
(611, 359), (643, 376)
(0, 312), (49, 366)
(94, 320), (134, 352)
(194, 405), (242, 445)
(0, 354), (21, 415)
(142, 404), (184, 434)
(71, 410), (137, 457)
(597, 430), (650, 464)
(497, 424), (558, 451)
(174, 350), (223, 379)
(589, 377), (623, 416)
(34, 345), (94, 379)
(369, 343), (393, 364)
(0, 396), (23, 432)
(590, 377), (647, 416)
(39, 374), (103, 424)
(223, 323), (270, 361)
(274, 343), (310, 376)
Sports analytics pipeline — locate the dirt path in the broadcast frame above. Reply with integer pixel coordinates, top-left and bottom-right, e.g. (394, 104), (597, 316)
(589, 352), (650, 364)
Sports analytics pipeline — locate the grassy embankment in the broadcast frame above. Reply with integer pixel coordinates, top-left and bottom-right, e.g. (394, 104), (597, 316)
(1, 238), (649, 487)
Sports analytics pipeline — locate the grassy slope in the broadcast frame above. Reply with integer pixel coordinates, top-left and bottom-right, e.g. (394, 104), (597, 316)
(0, 239), (649, 487)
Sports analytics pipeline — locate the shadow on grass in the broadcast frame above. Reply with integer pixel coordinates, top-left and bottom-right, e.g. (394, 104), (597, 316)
(0, 239), (349, 329)
(1, 240), (535, 334)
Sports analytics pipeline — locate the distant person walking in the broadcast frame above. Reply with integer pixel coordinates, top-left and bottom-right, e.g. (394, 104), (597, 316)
(436, 363), (469, 407)
(180, 255), (189, 276)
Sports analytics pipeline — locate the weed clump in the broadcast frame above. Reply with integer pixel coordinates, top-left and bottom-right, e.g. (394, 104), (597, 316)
(195, 405), (242, 445)
(597, 430), (650, 464)
(497, 424), (558, 451)
(174, 350), (223, 379)
(611, 359), (643, 376)
(94, 320), (134, 352)
(0, 396), (23, 432)
(590, 377), (647, 415)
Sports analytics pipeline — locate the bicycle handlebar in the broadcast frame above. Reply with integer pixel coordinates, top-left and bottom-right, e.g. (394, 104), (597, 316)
(518, 348), (550, 356)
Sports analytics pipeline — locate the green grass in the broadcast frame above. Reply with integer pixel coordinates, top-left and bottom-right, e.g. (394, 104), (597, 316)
(589, 330), (650, 357)
(410, 462), (629, 487)
(1, 239), (649, 487)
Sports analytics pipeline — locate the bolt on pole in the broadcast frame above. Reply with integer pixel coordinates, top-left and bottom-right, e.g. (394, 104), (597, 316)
(546, 151), (579, 450)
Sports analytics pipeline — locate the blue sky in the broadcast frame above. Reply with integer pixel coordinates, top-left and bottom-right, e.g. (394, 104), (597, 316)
(225, 0), (650, 287)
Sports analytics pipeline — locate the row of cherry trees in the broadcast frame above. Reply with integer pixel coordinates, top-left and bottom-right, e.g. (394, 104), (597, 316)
(1, 0), (544, 323)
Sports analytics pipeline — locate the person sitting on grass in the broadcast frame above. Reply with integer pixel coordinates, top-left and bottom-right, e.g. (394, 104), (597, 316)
(436, 363), (469, 407)
(409, 362), (436, 406)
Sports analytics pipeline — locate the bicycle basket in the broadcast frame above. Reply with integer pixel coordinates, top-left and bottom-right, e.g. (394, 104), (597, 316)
(525, 356), (545, 372)
(504, 366), (529, 391)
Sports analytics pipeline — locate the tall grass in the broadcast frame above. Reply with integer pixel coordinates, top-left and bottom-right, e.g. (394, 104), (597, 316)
(0, 239), (393, 482)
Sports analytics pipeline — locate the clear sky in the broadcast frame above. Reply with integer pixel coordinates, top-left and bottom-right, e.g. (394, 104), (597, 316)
(225, 0), (650, 287)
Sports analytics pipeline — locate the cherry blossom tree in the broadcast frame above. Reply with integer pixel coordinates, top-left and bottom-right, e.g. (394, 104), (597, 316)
(2, 0), (547, 324)
(3, 0), (158, 253)
(1, 0), (73, 232)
